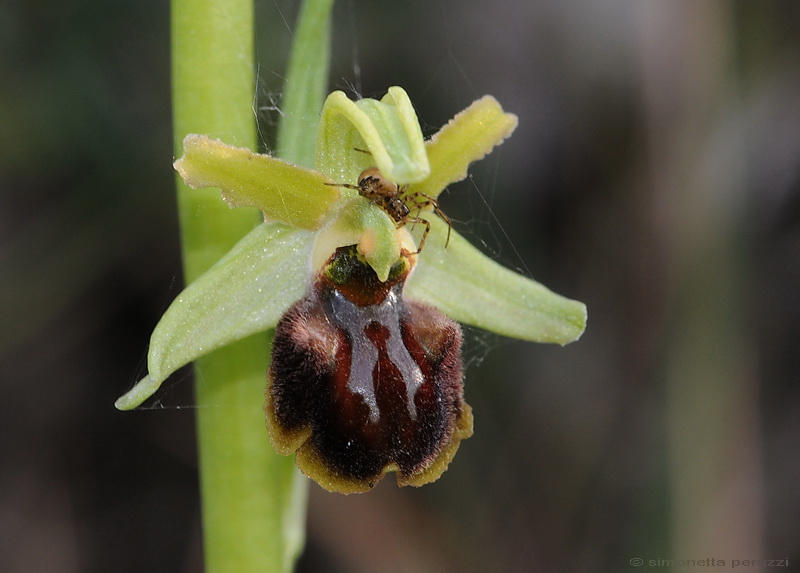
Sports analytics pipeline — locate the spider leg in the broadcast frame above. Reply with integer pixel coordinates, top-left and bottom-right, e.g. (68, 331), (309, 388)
(406, 192), (452, 249)
(403, 195), (424, 234)
(431, 203), (452, 248)
(405, 217), (431, 254)
(323, 182), (361, 191)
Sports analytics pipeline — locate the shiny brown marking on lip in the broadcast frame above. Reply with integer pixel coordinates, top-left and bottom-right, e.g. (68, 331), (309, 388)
(266, 245), (472, 493)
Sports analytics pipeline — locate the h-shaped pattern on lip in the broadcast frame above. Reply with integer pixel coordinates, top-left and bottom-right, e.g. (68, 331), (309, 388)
(326, 286), (424, 424)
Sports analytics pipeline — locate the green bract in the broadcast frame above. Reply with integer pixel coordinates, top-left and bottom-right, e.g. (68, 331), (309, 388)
(116, 87), (587, 411)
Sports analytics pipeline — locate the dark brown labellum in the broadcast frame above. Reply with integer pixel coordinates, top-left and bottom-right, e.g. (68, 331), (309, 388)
(266, 245), (472, 493)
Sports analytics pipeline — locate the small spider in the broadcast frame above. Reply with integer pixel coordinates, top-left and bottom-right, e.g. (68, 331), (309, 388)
(327, 168), (452, 254)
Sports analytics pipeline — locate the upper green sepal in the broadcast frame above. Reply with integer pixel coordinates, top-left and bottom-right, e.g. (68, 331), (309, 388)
(316, 87), (430, 185)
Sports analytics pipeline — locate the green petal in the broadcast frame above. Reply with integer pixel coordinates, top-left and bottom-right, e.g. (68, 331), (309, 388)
(410, 96), (518, 199)
(174, 134), (339, 230)
(405, 218), (587, 344)
(115, 223), (314, 410)
(315, 87), (430, 185)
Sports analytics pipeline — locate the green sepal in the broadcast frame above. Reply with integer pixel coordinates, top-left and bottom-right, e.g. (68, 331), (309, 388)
(315, 86), (430, 186)
(405, 217), (587, 344)
(115, 223), (314, 410)
(174, 134), (339, 230)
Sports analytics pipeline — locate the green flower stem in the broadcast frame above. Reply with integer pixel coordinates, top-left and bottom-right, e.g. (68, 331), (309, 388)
(172, 0), (318, 570)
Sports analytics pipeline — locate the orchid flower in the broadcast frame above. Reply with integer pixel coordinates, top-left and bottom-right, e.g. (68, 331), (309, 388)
(116, 87), (586, 493)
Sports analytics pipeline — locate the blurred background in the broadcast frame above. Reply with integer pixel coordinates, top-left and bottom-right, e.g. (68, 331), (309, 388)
(2, 0), (799, 571)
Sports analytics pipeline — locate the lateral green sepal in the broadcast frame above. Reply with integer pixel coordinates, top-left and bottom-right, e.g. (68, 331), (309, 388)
(405, 217), (586, 344)
(115, 223), (314, 410)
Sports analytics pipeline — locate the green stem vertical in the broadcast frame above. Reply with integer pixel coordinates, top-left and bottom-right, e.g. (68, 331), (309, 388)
(172, 0), (307, 571)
